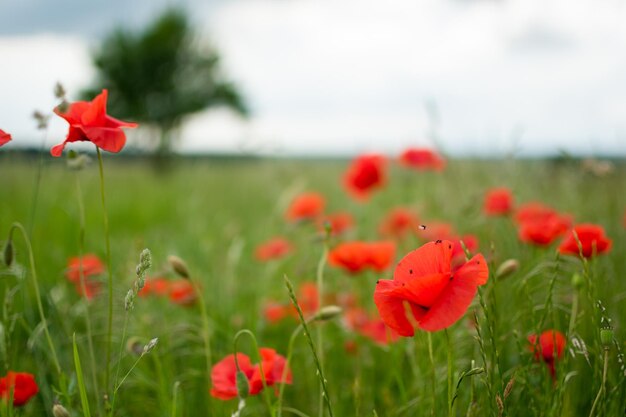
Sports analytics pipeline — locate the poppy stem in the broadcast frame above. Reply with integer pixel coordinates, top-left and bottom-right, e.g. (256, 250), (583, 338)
(6, 222), (62, 376)
(445, 329), (454, 417)
(75, 174), (102, 416)
(233, 329), (275, 417)
(427, 332), (436, 416)
(96, 147), (114, 399)
(315, 228), (330, 417)
(278, 324), (303, 417)
(588, 347), (609, 417)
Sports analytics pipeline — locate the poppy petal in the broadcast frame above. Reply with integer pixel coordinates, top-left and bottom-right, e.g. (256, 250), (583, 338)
(418, 254), (488, 331)
(82, 126), (127, 153)
(374, 280), (426, 337)
(394, 240), (454, 283)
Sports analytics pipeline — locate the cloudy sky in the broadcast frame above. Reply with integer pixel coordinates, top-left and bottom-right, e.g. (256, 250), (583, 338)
(1, 0), (625, 157)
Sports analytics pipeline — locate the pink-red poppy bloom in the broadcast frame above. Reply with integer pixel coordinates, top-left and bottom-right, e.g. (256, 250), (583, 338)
(374, 240), (489, 335)
(0, 129), (11, 147)
(51, 89), (138, 157)
(344, 308), (400, 345)
(210, 349), (291, 400)
(65, 254), (105, 300)
(168, 279), (197, 306)
(399, 147), (445, 171)
(285, 192), (325, 222)
(329, 241), (396, 274)
(138, 277), (171, 297)
(518, 213), (571, 246)
(378, 207), (420, 239)
(558, 224), (612, 258)
(255, 237), (293, 262)
(528, 330), (566, 378)
(317, 212), (354, 235)
(514, 202), (560, 225)
(0, 372), (38, 407)
(483, 187), (514, 216)
(343, 154), (386, 200)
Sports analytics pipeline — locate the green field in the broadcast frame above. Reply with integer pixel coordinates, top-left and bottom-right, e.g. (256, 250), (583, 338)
(1, 155), (625, 416)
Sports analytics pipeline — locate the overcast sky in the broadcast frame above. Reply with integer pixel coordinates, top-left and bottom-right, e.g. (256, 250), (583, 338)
(1, 0), (625, 157)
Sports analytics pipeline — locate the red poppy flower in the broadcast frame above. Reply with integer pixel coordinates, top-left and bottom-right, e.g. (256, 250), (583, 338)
(65, 254), (105, 282)
(0, 129), (11, 147)
(378, 207), (420, 239)
(250, 348), (292, 393)
(518, 213), (571, 246)
(285, 192), (325, 222)
(210, 350), (291, 400)
(399, 147), (445, 171)
(263, 282), (319, 323)
(51, 89), (138, 157)
(255, 237), (293, 262)
(483, 187), (514, 216)
(343, 154), (386, 200)
(514, 202), (559, 224)
(329, 241), (395, 274)
(317, 212), (354, 235)
(74, 280), (102, 300)
(344, 308), (400, 345)
(263, 302), (290, 323)
(0, 372), (38, 407)
(528, 330), (566, 378)
(168, 279), (197, 306)
(558, 224), (612, 258)
(374, 240), (488, 335)
(138, 277), (171, 297)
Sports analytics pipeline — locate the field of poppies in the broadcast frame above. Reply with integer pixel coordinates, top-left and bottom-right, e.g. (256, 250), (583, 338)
(1, 92), (626, 416)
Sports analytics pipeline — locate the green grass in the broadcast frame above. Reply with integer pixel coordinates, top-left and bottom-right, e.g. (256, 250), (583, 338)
(0, 154), (625, 416)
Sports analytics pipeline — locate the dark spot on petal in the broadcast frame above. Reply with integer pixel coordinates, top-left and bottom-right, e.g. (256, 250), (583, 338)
(448, 244), (452, 249)
(376, 280), (380, 284)
(450, 275), (454, 281)
(409, 269), (413, 274)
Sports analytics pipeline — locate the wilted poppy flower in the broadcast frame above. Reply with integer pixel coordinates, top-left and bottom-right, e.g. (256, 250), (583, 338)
(329, 241), (395, 274)
(168, 279), (197, 306)
(0, 372), (38, 407)
(255, 237), (293, 262)
(399, 147), (445, 171)
(210, 349), (291, 400)
(528, 330), (566, 378)
(343, 154), (386, 200)
(51, 89), (138, 157)
(558, 224), (612, 258)
(378, 207), (420, 239)
(285, 192), (325, 222)
(374, 240), (489, 335)
(344, 308), (400, 345)
(518, 213), (571, 246)
(0, 129), (11, 147)
(483, 187), (514, 216)
(317, 212), (354, 235)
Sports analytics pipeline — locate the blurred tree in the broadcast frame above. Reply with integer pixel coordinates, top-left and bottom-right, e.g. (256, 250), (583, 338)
(82, 8), (247, 157)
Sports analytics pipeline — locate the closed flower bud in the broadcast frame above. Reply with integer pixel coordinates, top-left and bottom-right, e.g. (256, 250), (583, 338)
(496, 259), (519, 280)
(3, 239), (13, 266)
(236, 370), (249, 399)
(312, 305), (343, 322)
(52, 404), (70, 417)
(571, 273), (584, 290)
(600, 328), (614, 348)
(168, 255), (190, 279)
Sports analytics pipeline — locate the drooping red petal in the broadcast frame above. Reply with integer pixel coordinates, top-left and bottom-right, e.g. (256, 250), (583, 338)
(0, 129), (12, 147)
(82, 126), (127, 153)
(373, 280), (426, 337)
(418, 254), (488, 331)
(54, 101), (90, 125)
(105, 115), (139, 129)
(393, 240), (454, 284)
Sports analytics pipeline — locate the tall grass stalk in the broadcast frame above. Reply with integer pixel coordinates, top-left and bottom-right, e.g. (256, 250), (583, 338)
(315, 227), (330, 417)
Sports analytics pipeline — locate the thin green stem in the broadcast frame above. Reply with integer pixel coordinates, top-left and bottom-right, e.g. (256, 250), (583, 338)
(75, 175), (102, 416)
(9, 223), (61, 375)
(233, 329), (275, 417)
(446, 329), (454, 417)
(315, 230), (329, 417)
(113, 353), (145, 395)
(171, 381), (180, 417)
(96, 147), (114, 395)
(190, 279), (213, 393)
(109, 313), (130, 414)
(427, 332), (436, 416)
(278, 324), (303, 417)
(588, 349), (609, 417)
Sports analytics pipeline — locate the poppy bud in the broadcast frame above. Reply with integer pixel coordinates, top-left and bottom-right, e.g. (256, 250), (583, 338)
(600, 328), (614, 349)
(312, 305), (343, 322)
(3, 239), (13, 267)
(52, 404), (70, 417)
(496, 259), (519, 280)
(168, 255), (190, 279)
(236, 370), (249, 399)
(571, 273), (584, 290)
